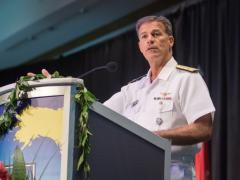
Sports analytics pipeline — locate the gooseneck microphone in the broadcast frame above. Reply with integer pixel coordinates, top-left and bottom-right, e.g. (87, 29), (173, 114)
(77, 61), (118, 79)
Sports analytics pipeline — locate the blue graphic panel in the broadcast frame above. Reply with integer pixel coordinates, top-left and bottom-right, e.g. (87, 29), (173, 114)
(0, 96), (64, 180)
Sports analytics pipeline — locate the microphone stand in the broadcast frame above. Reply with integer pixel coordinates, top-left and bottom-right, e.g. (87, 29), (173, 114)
(77, 66), (107, 79)
(77, 61), (118, 79)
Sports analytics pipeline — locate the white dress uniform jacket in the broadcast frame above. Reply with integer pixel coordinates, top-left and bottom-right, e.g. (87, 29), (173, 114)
(104, 57), (215, 162)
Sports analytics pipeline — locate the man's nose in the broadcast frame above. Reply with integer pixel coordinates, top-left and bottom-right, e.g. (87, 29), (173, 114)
(147, 35), (154, 44)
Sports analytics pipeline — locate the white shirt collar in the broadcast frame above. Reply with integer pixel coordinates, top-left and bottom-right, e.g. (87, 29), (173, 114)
(146, 57), (177, 82)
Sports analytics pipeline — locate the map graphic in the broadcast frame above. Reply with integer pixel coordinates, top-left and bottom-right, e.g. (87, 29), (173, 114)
(0, 96), (65, 180)
(16, 107), (63, 150)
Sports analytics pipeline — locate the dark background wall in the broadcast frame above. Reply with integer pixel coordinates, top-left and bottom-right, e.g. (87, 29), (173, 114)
(0, 0), (239, 179)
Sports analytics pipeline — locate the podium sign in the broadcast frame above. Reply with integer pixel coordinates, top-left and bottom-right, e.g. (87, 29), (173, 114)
(0, 78), (171, 180)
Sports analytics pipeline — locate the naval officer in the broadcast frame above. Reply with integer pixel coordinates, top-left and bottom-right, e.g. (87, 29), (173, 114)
(104, 15), (215, 180)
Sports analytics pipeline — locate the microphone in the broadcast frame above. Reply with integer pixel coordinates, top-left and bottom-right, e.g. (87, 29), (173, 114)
(105, 61), (118, 72)
(77, 61), (118, 78)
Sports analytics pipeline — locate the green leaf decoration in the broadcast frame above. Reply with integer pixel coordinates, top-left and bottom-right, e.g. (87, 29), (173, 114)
(75, 85), (96, 177)
(51, 71), (64, 78)
(12, 146), (27, 180)
(0, 71), (96, 178)
(0, 71), (62, 137)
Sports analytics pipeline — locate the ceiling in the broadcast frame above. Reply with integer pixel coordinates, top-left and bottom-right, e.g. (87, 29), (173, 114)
(0, 0), (184, 71)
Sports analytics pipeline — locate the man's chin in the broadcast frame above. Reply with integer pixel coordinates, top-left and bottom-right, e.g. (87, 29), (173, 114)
(145, 54), (162, 60)
(145, 54), (163, 63)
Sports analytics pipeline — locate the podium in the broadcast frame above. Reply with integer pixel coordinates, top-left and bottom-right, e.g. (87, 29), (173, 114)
(0, 78), (171, 180)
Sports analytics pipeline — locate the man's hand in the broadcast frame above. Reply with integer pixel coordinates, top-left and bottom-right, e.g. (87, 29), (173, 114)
(153, 113), (213, 145)
(27, 69), (51, 78)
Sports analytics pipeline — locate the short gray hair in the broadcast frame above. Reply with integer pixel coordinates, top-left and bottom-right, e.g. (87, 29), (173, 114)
(136, 15), (173, 36)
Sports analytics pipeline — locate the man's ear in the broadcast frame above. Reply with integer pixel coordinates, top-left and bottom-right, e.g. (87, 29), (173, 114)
(169, 36), (174, 48)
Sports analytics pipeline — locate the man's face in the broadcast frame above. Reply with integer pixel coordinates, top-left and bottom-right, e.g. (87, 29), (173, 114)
(138, 21), (174, 64)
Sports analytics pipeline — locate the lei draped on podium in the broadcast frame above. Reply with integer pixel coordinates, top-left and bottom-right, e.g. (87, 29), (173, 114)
(0, 72), (95, 178)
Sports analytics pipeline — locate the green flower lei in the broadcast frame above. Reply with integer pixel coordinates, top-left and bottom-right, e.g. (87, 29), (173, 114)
(74, 84), (96, 176)
(0, 71), (95, 177)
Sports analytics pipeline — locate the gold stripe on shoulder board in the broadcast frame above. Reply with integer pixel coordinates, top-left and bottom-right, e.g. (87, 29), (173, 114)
(176, 65), (199, 73)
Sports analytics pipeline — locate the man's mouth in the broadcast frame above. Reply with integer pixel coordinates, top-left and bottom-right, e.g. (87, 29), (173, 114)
(147, 47), (158, 51)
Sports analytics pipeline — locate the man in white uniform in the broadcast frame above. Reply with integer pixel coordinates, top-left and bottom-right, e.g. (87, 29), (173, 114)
(29, 15), (215, 180)
(104, 16), (215, 180)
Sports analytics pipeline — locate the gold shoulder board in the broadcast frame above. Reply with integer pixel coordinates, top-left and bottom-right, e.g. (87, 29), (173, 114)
(176, 65), (199, 73)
